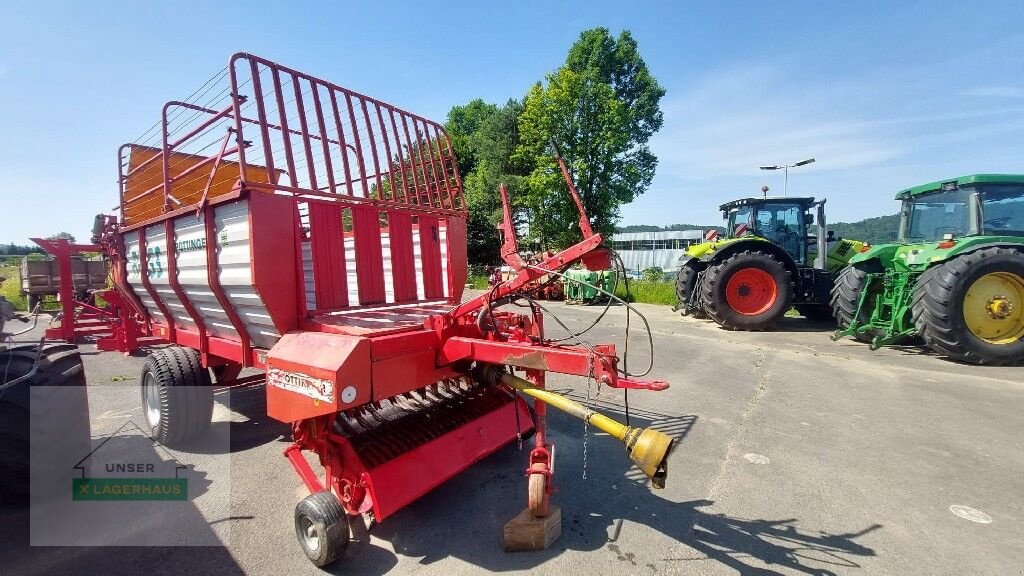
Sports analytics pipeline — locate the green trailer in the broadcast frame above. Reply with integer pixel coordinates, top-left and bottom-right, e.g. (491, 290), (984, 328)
(831, 174), (1024, 365)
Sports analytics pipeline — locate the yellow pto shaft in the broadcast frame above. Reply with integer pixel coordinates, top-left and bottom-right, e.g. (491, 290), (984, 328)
(475, 365), (674, 489)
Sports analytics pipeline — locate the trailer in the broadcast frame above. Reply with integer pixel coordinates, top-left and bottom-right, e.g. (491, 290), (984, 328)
(98, 53), (673, 567)
(19, 254), (106, 311)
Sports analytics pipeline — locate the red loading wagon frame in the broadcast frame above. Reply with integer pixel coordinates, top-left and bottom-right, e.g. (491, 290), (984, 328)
(100, 53), (668, 529)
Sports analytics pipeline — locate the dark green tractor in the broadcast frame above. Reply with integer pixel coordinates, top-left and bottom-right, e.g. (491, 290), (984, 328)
(677, 196), (863, 330)
(831, 174), (1024, 365)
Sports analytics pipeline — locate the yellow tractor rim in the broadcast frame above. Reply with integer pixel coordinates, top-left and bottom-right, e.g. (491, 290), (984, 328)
(963, 271), (1024, 344)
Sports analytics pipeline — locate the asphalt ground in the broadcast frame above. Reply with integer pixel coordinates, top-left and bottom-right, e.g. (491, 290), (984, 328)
(1, 297), (1021, 575)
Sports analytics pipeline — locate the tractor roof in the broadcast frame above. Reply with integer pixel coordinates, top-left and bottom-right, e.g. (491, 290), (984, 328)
(896, 174), (1024, 199)
(719, 197), (816, 211)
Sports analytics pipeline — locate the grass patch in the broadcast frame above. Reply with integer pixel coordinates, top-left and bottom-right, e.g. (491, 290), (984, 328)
(614, 280), (677, 306)
(1, 266), (26, 310)
(468, 274), (489, 290)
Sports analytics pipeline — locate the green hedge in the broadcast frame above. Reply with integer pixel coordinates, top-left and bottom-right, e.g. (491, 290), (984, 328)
(614, 280), (677, 305)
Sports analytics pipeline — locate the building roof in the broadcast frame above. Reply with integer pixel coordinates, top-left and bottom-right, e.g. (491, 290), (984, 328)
(610, 230), (705, 241)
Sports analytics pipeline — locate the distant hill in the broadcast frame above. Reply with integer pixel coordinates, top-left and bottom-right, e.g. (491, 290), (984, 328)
(829, 213), (900, 244)
(620, 213), (902, 244)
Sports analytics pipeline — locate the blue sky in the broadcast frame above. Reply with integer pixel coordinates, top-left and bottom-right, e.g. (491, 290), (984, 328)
(2, 1), (1023, 243)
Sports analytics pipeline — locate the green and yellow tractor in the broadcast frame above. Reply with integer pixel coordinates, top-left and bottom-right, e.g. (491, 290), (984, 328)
(831, 174), (1024, 365)
(677, 196), (863, 330)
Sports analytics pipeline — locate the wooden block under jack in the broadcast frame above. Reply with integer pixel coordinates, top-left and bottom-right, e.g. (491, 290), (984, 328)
(503, 506), (562, 552)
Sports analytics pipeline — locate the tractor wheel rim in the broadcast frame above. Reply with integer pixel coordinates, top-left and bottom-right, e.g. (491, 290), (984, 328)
(299, 516), (320, 551)
(143, 372), (161, 428)
(963, 271), (1024, 344)
(725, 268), (778, 316)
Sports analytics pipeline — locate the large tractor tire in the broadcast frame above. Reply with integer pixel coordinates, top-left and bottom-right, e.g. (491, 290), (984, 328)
(830, 263), (884, 343)
(911, 247), (1024, 365)
(675, 263), (706, 318)
(141, 347), (214, 446)
(0, 343), (90, 504)
(700, 250), (793, 331)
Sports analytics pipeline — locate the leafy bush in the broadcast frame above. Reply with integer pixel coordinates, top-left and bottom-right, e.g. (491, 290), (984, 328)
(641, 266), (665, 282)
(0, 266), (26, 310)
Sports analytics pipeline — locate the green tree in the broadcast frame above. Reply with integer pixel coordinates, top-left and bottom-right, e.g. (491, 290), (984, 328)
(516, 28), (665, 249)
(446, 99), (530, 265)
(46, 232), (76, 243)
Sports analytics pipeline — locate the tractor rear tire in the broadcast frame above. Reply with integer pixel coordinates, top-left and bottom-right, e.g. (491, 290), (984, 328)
(140, 347), (214, 446)
(830, 263), (885, 343)
(295, 491), (350, 567)
(0, 343), (90, 504)
(700, 250), (793, 331)
(675, 263), (706, 318)
(911, 247), (1024, 365)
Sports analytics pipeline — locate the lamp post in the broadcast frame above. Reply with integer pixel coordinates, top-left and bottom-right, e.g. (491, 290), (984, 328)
(759, 158), (815, 197)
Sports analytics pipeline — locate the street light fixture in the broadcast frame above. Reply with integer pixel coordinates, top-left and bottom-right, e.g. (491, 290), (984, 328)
(759, 157), (815, 197)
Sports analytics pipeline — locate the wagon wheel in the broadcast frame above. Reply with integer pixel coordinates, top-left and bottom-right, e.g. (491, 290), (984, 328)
(527, 462), (550, 517)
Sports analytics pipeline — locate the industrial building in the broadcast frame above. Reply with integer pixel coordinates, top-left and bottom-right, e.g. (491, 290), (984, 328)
(608, 229), (706, 278)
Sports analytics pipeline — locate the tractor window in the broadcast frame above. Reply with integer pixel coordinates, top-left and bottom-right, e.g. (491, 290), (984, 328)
(727, 207), (752, 237)
(754, 203), (804, 262)
(903, 189), (975, 242)
(981, 185), (1024, 236)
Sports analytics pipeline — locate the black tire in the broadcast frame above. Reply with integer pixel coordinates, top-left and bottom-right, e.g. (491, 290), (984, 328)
(0, 343), (90, 504)
(295, 491), (350, 567)
(140, 347), (213, 446)
(830, 263), (884, 343)
(675, 263), (706, 318)
(700, 250), (793, 331)
(795, 304), (835, 323)
(911, 247), (1024, 365)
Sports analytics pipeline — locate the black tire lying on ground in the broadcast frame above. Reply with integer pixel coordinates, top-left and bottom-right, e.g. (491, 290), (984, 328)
(700, 250), (793, 331)
(911, 247), (1024, 365)
(0, 343), (90, 504)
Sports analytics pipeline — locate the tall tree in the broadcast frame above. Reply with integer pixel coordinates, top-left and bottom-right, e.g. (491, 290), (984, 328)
(446, 99), (530, 265)
(516, 28), (665, 249)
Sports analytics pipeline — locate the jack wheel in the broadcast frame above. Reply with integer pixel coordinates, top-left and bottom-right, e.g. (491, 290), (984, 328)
(527, 463), (550, 517)
(295, 491), (350, 567)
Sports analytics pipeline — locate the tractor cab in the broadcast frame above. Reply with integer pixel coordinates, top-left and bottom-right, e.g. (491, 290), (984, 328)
(721, 197), (820, 267)
(896, 175), (1024, 244)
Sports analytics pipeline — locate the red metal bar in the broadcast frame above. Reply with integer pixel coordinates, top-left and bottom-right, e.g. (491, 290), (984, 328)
(310, 83), (337, 195)
(271, 69), (299, 187)
(386, 109), (410, 203)
(195, 129), (233, 216)
(308, 202), (349, 309)
(377, 105), (399, 202)
(291, 75), (319, 190)
(135, 230), (175, 341)
(399, 114), (424, 205)
(248, 58), (278, 186)
(328, 89), (355, 196)
(285, 445), (325, 494)
(344, 92), (370, 197)
(360, 99), (384, 197)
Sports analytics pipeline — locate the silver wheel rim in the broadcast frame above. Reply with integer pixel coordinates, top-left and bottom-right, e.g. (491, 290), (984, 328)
(143, 372), (161, 429)
(299, 516), (320, 551)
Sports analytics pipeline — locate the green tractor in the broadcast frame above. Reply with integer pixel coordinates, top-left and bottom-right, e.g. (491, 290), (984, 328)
(676, 196), (864, 330)
(831, 174), (1024, 365)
